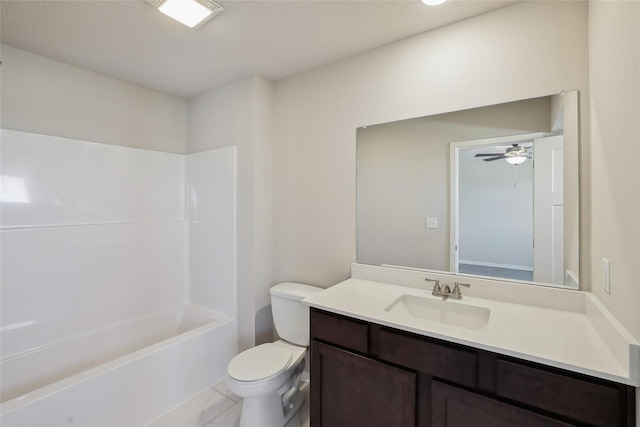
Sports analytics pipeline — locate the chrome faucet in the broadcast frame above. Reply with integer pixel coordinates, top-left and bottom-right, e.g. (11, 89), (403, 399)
(442, 284), (452, 298)
(426, 278), (470, 300)
(452, 282), (470, 300)
(425, 278), (441, 296)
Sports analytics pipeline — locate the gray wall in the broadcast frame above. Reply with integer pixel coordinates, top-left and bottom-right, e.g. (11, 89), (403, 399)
(1, 44), (187, 153)
(188, 76), (276, 351)
(4, 0), (638, 345)
(459, 147), (534, 270)
(588, 0), (640, 340)
(274, 1), (590, 292)
(356, 98), (548, 271)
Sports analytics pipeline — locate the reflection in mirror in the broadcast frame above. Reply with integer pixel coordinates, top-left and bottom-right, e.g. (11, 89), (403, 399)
(356, 92), (579, 289)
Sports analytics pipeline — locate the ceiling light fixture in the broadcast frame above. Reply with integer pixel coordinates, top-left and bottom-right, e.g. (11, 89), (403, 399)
(421, 0), (447, 5)
(505, 155), (527, 165)
(146, 0), (223, 29)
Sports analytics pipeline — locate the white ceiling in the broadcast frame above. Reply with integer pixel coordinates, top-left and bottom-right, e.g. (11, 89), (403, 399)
(1, 0), (516, 99)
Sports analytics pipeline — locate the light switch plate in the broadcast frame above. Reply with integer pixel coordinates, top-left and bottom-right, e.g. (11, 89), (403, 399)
(426, 217), (438, 229)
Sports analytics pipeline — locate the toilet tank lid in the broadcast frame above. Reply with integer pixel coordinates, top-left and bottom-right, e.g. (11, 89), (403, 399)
(270, 282), (323, 301)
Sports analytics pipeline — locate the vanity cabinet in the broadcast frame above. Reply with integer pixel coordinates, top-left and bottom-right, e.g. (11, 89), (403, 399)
(310, 308), (636, 427)
(431, 381), (575, 427)
(312, 341), (416, 426)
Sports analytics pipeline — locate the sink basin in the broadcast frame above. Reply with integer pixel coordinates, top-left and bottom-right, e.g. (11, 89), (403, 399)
(384, 294), (490, 330)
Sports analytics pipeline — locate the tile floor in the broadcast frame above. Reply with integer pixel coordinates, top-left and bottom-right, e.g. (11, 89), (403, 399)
(146, 379), (310, 427)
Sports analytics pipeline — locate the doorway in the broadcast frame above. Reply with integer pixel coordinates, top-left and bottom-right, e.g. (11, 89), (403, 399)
(450, 132), (545, 281)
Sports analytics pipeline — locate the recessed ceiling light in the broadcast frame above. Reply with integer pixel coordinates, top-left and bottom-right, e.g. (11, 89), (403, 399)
(146, 0), (223, 29)
(421, 0), (447, 5)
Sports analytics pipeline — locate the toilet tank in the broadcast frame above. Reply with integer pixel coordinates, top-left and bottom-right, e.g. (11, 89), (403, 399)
(270, 282), (323, 346)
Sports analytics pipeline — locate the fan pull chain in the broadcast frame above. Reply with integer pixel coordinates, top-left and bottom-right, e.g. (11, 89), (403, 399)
(513, 164), (519, 187)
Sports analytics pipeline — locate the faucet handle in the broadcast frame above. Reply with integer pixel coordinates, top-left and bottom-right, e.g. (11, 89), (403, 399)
(425, 278), (441, 295)
(452, 282), (470, 299)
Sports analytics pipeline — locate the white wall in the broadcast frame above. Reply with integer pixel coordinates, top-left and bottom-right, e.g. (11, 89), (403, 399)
(1, 45), (187, 154)
(0, 130), (188, 355)
(274, 1), (589, 288)
(1, 129), (239, 357)
(187, 147), (237, 318)
(1, 43), (252, 351)
(551, 91), (581, 285)
(588, 1), (640, 340)
(0, 48), (192, 350)
(0, 130), (185, 228)
(2, 45), (241, 347)
(188, 76), (275, 350)
(459, 151), (533, 270)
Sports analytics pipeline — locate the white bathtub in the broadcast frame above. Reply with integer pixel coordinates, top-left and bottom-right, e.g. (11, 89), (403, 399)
(0, 304), (237, 427)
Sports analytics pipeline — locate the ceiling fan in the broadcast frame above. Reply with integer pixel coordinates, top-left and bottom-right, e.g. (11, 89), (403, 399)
(474, 143), (532, 164)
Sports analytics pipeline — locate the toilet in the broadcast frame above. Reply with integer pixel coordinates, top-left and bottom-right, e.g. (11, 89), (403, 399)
(226, 282), (322, 427)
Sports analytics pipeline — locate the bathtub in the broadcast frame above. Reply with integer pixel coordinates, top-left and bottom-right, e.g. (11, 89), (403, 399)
(0, 304), (237, 426)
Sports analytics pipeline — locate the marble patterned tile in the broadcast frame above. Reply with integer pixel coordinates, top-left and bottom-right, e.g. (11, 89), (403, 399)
(146, 387), (235, 427)
(204, 401), (242, 427)
(284, 412), (302, 427)
(285, 381), (310, 427)
(153, 379), (311, 427)
(213, 379), (241, 403)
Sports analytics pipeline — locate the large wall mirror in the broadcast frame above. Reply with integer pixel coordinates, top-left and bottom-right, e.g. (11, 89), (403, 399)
(356, 91), (579, 289)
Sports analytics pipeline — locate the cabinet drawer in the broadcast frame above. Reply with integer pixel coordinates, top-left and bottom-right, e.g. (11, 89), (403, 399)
(496, 359), (623, 427)
(378, 328), (477, 388)
(432, 381), (576, 427)
(311, 309), (368, 353)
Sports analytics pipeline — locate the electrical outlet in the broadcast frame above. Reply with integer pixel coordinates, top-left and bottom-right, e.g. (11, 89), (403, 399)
(602, 258), (611, 294)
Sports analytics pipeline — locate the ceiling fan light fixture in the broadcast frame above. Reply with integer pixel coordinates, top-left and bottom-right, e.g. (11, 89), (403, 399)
(506, 155), (527, 165)
(421, 0), (447, 5)
(146, 0), (223, 29)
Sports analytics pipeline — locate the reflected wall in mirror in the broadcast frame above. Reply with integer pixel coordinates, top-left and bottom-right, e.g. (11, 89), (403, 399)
(356, 92), (579, 289)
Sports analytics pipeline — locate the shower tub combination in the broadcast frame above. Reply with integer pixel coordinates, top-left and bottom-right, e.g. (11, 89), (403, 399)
(0, 304), (237, 426)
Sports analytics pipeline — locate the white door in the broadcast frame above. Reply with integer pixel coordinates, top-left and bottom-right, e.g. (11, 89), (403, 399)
(533, 135), (564, 285)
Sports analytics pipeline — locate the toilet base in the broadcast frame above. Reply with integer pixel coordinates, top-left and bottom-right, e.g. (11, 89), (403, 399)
(238, 390), (303, 427)
(227, 341), (308, 427)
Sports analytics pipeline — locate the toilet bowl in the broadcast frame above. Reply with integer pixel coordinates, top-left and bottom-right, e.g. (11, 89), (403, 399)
(226, 282), (322, 427)
(227, 341), (306, 426)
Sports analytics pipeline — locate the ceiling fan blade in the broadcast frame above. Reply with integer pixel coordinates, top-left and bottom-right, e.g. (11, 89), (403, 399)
(475, 153), (503, 157)
(483, 156), (505, 162)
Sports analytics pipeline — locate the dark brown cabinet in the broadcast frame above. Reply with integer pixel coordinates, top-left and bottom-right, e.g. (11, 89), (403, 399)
(310, 308), (636, 427)
(431, 381), (576, 427)
(312, 341), (416, 426)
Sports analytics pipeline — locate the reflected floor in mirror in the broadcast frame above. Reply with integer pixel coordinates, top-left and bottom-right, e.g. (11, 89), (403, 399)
(146, 379), (310, 427)
(459, 264), (533, 281)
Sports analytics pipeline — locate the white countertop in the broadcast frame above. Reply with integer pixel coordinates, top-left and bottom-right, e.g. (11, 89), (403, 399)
(304, 275), (640, 386)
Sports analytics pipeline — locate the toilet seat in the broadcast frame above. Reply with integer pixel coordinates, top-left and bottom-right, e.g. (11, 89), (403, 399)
(227, 344), (293, 382)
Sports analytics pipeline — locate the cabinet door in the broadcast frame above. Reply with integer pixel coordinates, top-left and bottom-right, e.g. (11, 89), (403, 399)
(496, 359), (625, 427)
(431, 381), (576, 427)
(311, 340), (416, 427)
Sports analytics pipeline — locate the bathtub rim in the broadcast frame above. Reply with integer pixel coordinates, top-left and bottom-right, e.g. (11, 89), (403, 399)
(1, 304), (233, 414)
(1, 303), (218, 362)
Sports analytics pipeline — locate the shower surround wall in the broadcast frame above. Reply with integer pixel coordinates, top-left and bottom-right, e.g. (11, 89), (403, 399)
(0, 129), (237, 421)
(1, 130), (187, 340)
